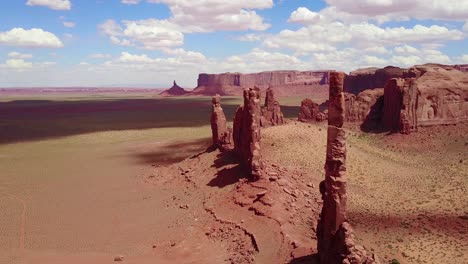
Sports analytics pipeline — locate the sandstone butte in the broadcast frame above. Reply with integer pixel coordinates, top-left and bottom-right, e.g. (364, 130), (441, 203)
(306, 64), (468, 134)
(191, 70), (330, 96)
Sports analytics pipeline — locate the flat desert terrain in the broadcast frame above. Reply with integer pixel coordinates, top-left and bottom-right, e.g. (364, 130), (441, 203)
(0, 92), (466, 264)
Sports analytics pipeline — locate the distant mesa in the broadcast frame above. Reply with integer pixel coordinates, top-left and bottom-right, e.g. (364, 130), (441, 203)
(191, 70), (330, 96)
(159, 80), (189, 96)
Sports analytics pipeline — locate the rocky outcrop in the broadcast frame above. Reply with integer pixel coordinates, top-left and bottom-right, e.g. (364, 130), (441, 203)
(454, 64), (468, 73)
(260, 87), (285, 127)
(210, 94), (233, 150)
(412, 65), (468, 127)
(298, 98), (320, 122)
(344, 66), (421, 95)
(317, 72), (380, 264)
(233, 87), (264, 181)
(380, 65), (468, 133)
(192, 71), (330, 96)
(159, 80), (189, 96)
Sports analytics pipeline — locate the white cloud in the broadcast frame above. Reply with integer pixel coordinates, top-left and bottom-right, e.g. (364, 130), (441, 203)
(0, 28), (63, 48)
(26, 0), (71, 10)
(464, 21), (468, 31)
(121, 0), (140, 4)
(63, 21), (75, 28)
(99, 19), (183, 50)
(394, 45), (419, 55)
(455, 54), (468, 63)
(221, 48), (305, 73)
(325, 0), (468, 21)
(264, 10), (464, 55)
(89, 53), (112, 59)
(236, 33), (263, 42)
(288, 7), (323, 24)
(8, 51), (33, 59)
(0, 58), (55, 72)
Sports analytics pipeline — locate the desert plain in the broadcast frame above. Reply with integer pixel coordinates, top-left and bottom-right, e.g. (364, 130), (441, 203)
(0, 86), (466, 264)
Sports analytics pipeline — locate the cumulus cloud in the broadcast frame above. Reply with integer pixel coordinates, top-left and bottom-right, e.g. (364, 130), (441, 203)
(99, 19), (184, 50)
(147, 0), (273, 32)
(265, 9), (464, 55)
(0, 28), (63, 48)
(0, 58), (55, 72)
(8, 51), (33, 59)
(26, 0), (71, 10)
(325, 0), (468, 21)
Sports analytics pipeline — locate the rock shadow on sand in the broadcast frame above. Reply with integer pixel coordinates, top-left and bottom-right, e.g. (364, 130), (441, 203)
(207, 151), (247, 188)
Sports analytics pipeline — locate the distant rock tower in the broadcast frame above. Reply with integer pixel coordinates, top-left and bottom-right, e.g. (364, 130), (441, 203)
(260, 87), (285, 127)
(317, 72), (380, 264)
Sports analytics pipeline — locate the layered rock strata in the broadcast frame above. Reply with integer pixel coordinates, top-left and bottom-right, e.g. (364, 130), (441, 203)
(317, 72), (380, 264)
(233, 87), (264, 180)
(192, 71), (329, 96)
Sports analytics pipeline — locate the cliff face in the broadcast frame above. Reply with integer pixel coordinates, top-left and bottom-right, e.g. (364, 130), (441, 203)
(344, 66), (419, 94)
(343, 64), (468, 132)
(192, 70), (330, 96)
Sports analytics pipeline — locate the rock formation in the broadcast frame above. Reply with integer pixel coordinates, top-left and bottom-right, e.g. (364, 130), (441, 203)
(210, 94), (232, 150)
(260, 87), (285, 127)
(379, 65), (468, 133)
(233, 87), (264, 181)
(298, 98), (320, 122)
(317, 72), (379, 264)
(159, 80), (189, 96)
(344, 66), (410, 95)
(192, 71), (330, 96)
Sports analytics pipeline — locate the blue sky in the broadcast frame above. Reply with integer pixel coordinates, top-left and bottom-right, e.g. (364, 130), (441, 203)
(0, 0), (467, 87)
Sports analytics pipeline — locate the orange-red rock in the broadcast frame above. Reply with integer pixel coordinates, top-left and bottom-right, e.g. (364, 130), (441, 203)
(233, 87), (264, 180)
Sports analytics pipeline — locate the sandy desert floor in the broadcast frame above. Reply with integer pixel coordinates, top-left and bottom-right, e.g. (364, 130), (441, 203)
(0, 94), (466, 264)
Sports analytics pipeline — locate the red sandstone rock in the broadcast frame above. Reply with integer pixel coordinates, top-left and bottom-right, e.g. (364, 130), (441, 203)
(192, 71), (330, 96)
(159, 80), (189, 96)
(298, 98), (320, 122)
(260, 87), (284, 127)
(210, 94), (232, 150)
(317, 72), (380, 264)
(233, 87), (264, 180)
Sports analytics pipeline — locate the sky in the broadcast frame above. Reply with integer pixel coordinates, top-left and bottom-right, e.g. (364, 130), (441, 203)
(0, 0), (467, 88)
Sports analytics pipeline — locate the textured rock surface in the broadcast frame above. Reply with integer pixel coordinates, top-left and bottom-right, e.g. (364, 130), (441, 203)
(233, 87), (264, 180)
(317, 72), (380, 264)
(192, 71), (329, 96)
(344, 89), (384, 124)
(210, 94), (232, 150)
(260, 87), (285, 127)
(298, 98), (320, 122)
(380, 65), (468, 132)
(412, 65), (468, 127)
(159, 80), (189, 96)
(344, 66), (424, 95)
